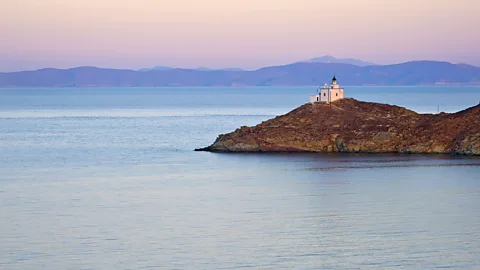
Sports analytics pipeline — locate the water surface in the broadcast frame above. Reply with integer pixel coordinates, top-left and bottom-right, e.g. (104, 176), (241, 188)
(1, 86), (480, 269)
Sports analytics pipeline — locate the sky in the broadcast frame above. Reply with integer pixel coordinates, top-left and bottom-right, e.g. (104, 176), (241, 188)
(1, 0), (479, 72)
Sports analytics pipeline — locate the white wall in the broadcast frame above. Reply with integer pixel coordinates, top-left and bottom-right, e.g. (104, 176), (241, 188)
(310, 95), (320, 103)
(330, 89), (344, 102)
(320, 89), (329, 102)
(318, 88), (344, 103)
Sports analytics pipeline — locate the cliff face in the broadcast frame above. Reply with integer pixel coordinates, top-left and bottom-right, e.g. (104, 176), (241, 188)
(196, 98), (480, 155)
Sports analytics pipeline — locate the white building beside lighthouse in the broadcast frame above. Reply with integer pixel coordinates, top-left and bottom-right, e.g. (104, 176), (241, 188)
(310, 76), (345, 103)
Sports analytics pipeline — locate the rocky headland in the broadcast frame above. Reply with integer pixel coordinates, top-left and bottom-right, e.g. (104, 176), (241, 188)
(196, 98), (480, 155)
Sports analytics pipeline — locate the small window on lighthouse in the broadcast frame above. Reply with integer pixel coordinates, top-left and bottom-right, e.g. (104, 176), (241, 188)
(336, 93), (338, 96)
(323, 93), (326, 96)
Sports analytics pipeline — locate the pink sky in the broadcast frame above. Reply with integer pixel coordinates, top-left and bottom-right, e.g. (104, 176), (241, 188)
(1, 0), (479, 71)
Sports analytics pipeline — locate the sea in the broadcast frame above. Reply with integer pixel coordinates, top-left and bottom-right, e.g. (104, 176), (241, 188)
(1, 86), (480, 269)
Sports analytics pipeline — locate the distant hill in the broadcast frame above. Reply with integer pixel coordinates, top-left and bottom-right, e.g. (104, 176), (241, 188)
(138, 66), (173, 72)
(194, 67), (246, 72)
(215, 68), (246, 72)
(1, 61), (479, 87)
(139, 66), (246, 72)
(300, 55), (376, 67)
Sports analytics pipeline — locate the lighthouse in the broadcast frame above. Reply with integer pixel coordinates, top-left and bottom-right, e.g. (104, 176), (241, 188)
(310, 76), (345, 103)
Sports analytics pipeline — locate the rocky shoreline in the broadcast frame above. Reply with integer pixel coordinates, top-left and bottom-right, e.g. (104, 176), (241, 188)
(196, 98), (480, 155)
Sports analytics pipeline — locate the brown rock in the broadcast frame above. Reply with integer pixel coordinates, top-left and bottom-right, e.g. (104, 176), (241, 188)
(195, 98), (480, 155)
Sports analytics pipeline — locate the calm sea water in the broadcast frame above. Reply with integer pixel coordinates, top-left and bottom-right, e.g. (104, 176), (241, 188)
(1, 86), (480, 269)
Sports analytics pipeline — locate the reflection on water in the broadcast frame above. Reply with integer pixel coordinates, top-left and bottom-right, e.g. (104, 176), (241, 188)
(1, 87), (480, 269)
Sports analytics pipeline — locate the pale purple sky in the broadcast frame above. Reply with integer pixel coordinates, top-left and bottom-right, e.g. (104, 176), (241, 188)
(1, 0), (479, 72)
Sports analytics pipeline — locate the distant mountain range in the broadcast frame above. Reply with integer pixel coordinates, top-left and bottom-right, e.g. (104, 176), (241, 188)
(138, 66), (246, 72)
(299, 55), (376, 67)
(137, 56), (371, 72)
(138, 66), (173, 72)
(1, 59), (479, 87)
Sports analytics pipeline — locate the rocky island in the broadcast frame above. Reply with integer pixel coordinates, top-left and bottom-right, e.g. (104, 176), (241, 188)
(195, 98), (480, 155)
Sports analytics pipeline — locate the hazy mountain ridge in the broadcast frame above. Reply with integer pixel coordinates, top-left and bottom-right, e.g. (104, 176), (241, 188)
(299, 55), (376, 66)
(138, 56), (372, 71)
(0, 61), (479, 87)
(138, 66), (173, 72)
(138, 66), (246, 72)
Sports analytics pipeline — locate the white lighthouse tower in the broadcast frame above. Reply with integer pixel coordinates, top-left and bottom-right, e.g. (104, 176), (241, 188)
(310, 76), (345, 103)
